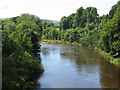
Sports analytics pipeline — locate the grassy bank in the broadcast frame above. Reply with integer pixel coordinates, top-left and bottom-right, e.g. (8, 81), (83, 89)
(41, 39), (120, 65)
(41, 39), (82, 46)
(93, 47), (120, 66)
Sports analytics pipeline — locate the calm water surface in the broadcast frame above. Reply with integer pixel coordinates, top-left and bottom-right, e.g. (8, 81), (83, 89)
(33, 42), (119, 88)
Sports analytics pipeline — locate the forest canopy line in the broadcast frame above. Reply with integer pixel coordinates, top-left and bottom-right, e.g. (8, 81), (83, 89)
(42, 1), (120, 63)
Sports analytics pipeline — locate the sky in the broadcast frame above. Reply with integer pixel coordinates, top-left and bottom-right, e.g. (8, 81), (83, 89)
(0, 0), (119, 21)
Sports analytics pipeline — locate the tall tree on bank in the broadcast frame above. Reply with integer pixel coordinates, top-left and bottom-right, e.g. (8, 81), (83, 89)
(2, 14), (44, 89)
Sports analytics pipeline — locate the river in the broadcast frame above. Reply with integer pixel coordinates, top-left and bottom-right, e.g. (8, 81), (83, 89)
(32, 42), (119, 88)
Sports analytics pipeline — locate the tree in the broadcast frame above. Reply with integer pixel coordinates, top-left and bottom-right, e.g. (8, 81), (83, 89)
(60, 16), (69, 30)
(109, 4), (117, 19)
(74, 7), (84, 28)
(100, 12), (120, 54)
(2, 14), (44, 89)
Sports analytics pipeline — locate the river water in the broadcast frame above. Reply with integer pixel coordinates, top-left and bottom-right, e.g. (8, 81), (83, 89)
(32, 42), (119, 88)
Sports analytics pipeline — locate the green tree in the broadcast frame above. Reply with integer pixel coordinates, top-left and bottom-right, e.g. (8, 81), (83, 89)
(2, 14), (44, 89)
(100, 12), (120, 54)
(74, 7), (84, 28)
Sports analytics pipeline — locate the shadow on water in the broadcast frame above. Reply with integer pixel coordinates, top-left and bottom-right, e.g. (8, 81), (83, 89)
(99, 58), (119, 88)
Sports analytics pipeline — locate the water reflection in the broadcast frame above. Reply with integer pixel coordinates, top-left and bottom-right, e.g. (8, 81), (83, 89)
(99, 59), (119, 88)
(33, 43), (119, 88)
(60, 46), (100, 75)
(41, 48), (50, 56)
(60, 45), (119, 88)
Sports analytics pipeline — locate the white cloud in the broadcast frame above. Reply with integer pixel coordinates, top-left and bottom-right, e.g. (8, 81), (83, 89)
(0, 0), (119, 20)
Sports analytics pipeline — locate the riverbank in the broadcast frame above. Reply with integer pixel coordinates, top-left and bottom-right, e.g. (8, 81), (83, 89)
(41, 39), (82, 46)
(41, 39), (120, 65)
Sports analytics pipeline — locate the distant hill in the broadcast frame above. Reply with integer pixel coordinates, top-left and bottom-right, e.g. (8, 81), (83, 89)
(0, 18), (9, 20)
(41, 19), (60, 25)
(0, 18), (60, 25)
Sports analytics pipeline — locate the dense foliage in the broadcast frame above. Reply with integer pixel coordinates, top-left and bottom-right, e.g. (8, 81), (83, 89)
(42, 1), (120, 63)
(1, 1), (120, 89)
(2, 14), (43, 88)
